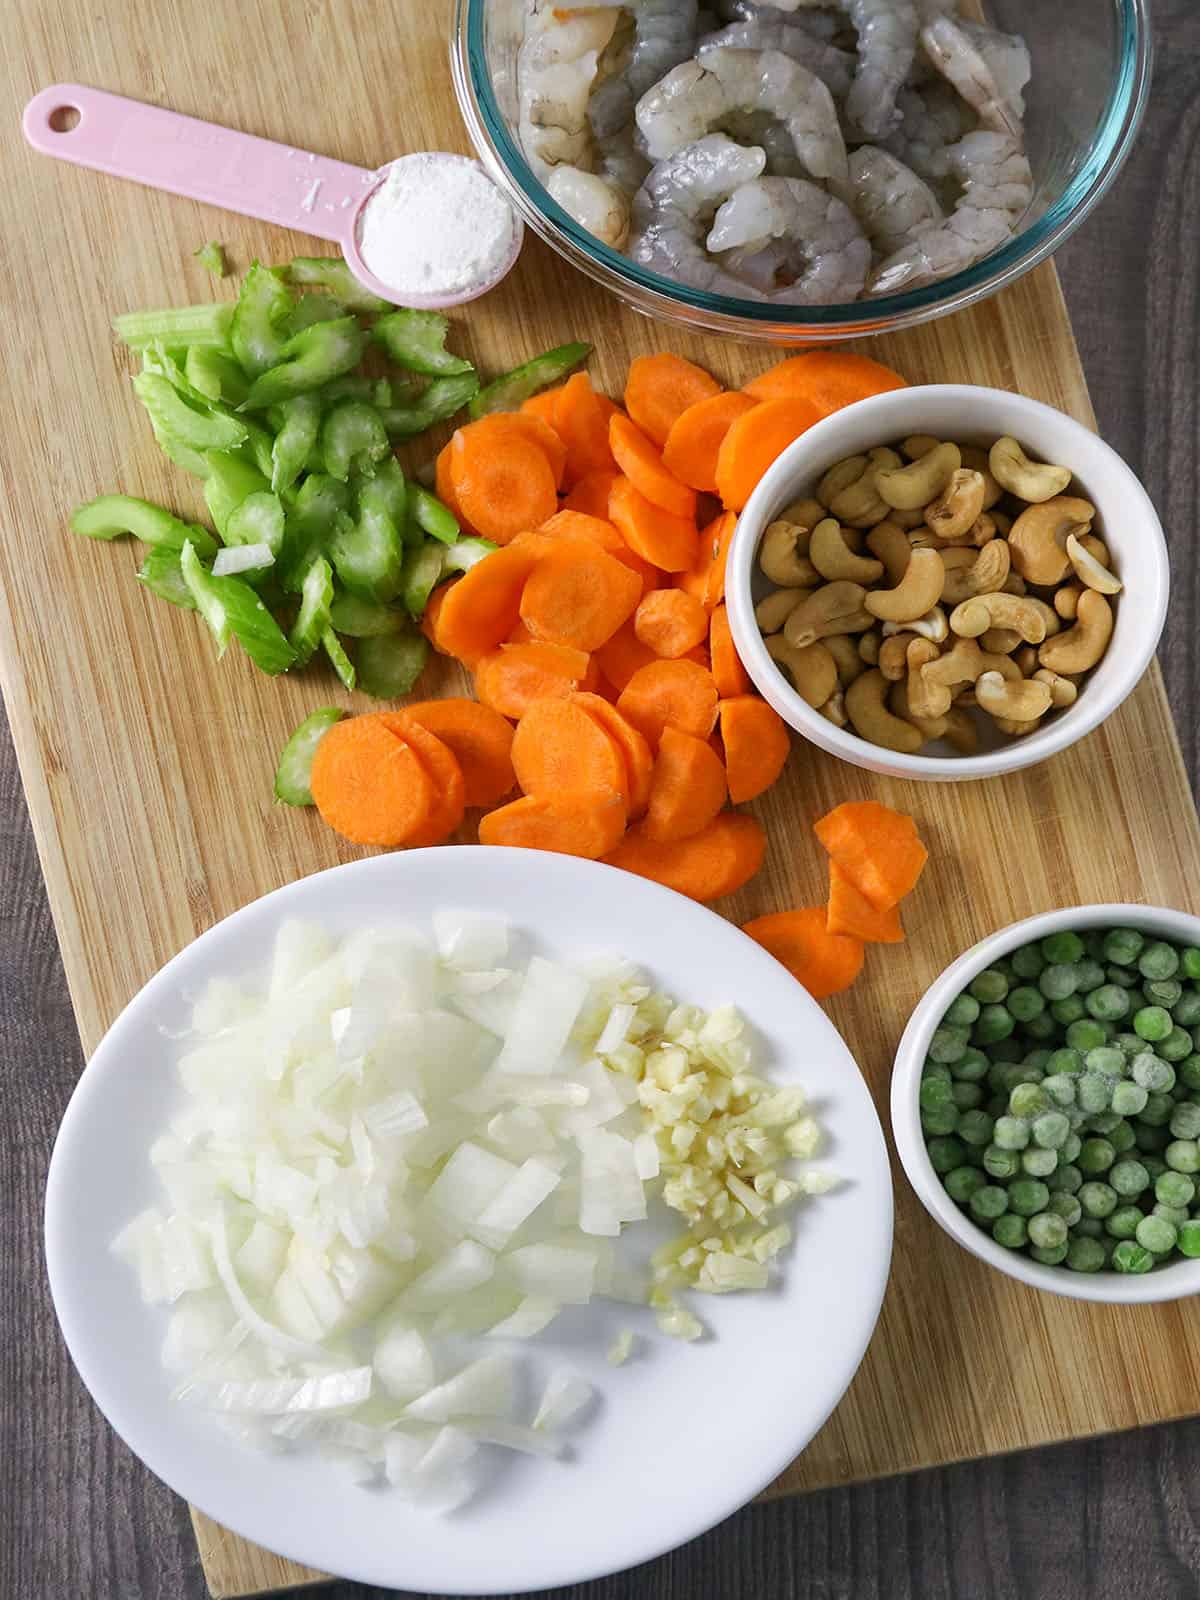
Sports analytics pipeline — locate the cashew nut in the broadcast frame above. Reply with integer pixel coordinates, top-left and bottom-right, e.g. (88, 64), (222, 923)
(938, 547), (980, 606)
(943, 706), (979, 755)
(759, 520), (817, 587)
(926, 468), (987, 542)
(875, 442), (961, 510)
(989, 436), (1073, 503)
(975, 670), (1054, 723)
(818, 689), (848, 727)
(977, 651), (1023, 681)
(1025, 597), (1061, 638)
(778, 496), (826, 530)
(1079, 534), (1111, 567)
(888, 506), (926, 530)
(823, 632), (868, 686)
(941, 538), (1011, 605)
(1014, 645), (1039, 677)
(957, 445), (1004, 510)
(994, 714), (1043, 737)
(905, 637), (949, 722)
(1037, 589), (1114, 674)
(981, 626), (1021, 655)
(949, 592), (1048, 644)
(1055, 582), (1084, 620)
(921, 636), (987, 697)
(866, 521), (912, 586)
(864, 546), (945, 623)
(816, 455), (868, 509)
(890, 677), (948, 742)
(756, 588), (807, 632)
(990, 509), (1013, 536)
(901, 434), (941, 460)
(878, 631), (918, 681)
(784, 581), (874, 649)
(765, 634), (839, 707)
(1034, 667), (1079, 708)
(885, 605), (948, 643)
(1001, 573), (1027, 596)
(858, 629), (881, 665)
(1065, 531), (1123, 595)
(1006, 495), (1097, 585)
(829, 472), (891, 529)
(844, 669), (924, 754)
(809, 517), (885, 584)
(966, 513), (998, 546)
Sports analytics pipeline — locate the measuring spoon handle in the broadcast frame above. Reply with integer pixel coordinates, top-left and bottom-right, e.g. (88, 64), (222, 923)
(23, 83), (373, 245)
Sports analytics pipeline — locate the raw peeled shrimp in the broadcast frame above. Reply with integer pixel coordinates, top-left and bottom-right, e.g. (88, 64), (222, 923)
(699, 14), (856, 99)
(629, 133), (770, 295)
(960, 20), (1031, 122)
(920, 15), (1022, 139)
(719, 109), (807, 178)
(841, 0), (920, 140)
(597, 124), (652, 198)
(588, 0), (701, 140)
(715, 1), (846, 41)
(868, 129), (1033, 295)
(880, 79), (973, 186)
(848, 145), (942, 255)
(707, 175), (872, 302)
(547, 166), (632, 248)
(518, 1), (620, 175)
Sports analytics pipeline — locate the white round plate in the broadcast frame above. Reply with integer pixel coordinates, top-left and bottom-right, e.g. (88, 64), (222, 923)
(45, 847), (892, 1594)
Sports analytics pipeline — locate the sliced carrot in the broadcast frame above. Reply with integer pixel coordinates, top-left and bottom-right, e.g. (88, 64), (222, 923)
(563, 469), (621, 518)
(402, 698), (516, 809)
(616, 658), (719, 747)
(511, 697), (630, 807)
(676, 511), (736, 609)
(595, 615), (659, 694)
(539, 509), (623, 548)
(608, 475), (698, 574)
(719, 696), (790, 804)
(709, 604), (751, 698)
(479, 789), (627, 859)
(436, 443), (474, 534)
(378, 712), (466, 847)
(572, 691), (654, 819)
(603, 813), (766, 903)
(421, 582), (454, 653)
(449, 421), (559, 543)
(662, 390), (758, 494)
(813, 800), (928, 911)
(633, 588), (709, 659)
(310, 715), (434, 848)
(624, 353), (721, 447)
(742, 908), (865, 1000)
(474, 640), (592, 719)
(827, 862), (905, 945)
(555, 373), (618, 486)
(743, 352), (908, 410)
(608, 412), (697, 519)
(506, 618), (534, 644)
(520, 386), (566, 428)
(434, 542), (548, 665)
(715, 397), (824, 512)
(642, 726), (726, 843)
(519, 541), (641, 652)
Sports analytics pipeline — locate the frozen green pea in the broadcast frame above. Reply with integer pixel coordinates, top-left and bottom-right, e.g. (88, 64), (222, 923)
(951, 1082), (984, 1111)
(1134, 1005), (1174, 1042)
(951, 1047), (990, 1083)
(1038, 963), (1079, 1001)
(1165, 1138), (1200, 1173)
(1078, 1137), (1115, 1174)
(1112, 1240), (1155, 1273)
(921, 1102), (960, 1136)
(1180, 948), (1200, 980)
(923, 1060), (953, 1083)
(1144, 978), (1183, 1008)
(975, 1005), (1015, 1045)
(1115, 1031), (1153, 1060)
(1011, 945), (1046, 979)
(1031, 1110), (1070, 1149)
(1172, 991), (1200, 1027)
(1178, 1056), (1200, 1092)
(1139, 941), (1180, 981)
(1031, 1242), (1070, 1265)
(1062, 1132), (1082, 1162)
(1076, 1075), (1113, 1115)
(1135, 1214), (1177, 1254)
(1025, 1211), (1067, 1251)
(993, 1214), (1028, 1249)
(1022, 1048), (1053, 1072)
(1103, 928), (1145, 966)
(1047, 1191), (1082, 1226)
(1106, 1204), (1143, 1240)
(1104, 965), (1141, 990)
(992, 1116), (1029, 1151)
(1086, 984), (1130, 1022)
(1132, 1055), (1175, 1093)
(1008, 986), (1045, 1022)
(1021, 1013), (1058, 1042)
(1073, 1218), (1104, 1239)
(927, 1135), (966, 1174)
(1066, 1235), (1107, 1272)
(1170, 1102), (1200, 1140)
(970, 969), (1010, 1004)
(1176, 1219), (1200, 1256)
(1041, 931), (1085, 965)
(1020, 1146), (1059, 1178)
(968, 1185), (1009, 1222)
(1111, 1081), (1149, 1117)
(1141, 1153), (1169, 1180)
(1078, 1180), (1118, 1218)
(1041, 1074), (1077, 1108)
(1051, 995), (1087, 1025)
(920, 1076), (954, 1110)
(983, 1144), (1021, 1180)
(944, 1166), (986, 1203)
(929, 1026), (968, 1064)
(1008, 1178), (1050, 1217)
(943, 993), (981, 1028)
(964, 1145), (988, 1169)
(1009, 1082), (1048, 1118)
(1067, 1019), (1108, 1053)
(1085, 1111), (1123, 1135)
(1153, 1203), (1190, 1228)
(1085, 1046), (1127, 1079)
(1046, 1048), (1084, 1077)
(1139, 1092), (1176, 1128)
(988, 1038), (1024, 1064)
(1074, 959), (1107, 994)
(1159, 1026), (1194, 1063)
(1046, 1162), (1082, 1195)
(956, 1109), (995, 1147)
(1108, 1119), (1137, 1154)
(1108, 1158), (1150, 1196)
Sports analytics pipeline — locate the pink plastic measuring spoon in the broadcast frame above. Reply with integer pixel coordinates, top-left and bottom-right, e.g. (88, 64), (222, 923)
(22, 83), (524, 309)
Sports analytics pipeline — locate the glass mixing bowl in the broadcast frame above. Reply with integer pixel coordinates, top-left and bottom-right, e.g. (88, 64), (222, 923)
(451, 0), (1151, 343)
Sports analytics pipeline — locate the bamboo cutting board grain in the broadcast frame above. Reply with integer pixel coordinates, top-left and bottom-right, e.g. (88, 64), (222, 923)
(3, 5), (1198, 1598)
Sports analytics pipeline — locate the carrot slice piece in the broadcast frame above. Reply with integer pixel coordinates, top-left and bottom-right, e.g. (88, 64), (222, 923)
(436, 443), (475, 534)
(608, 413), (697, 519)
(449, 421), (559, 543)
(742, 908), (865, 1000)
(595, 615), (659, 694)
(616, 658), (719, 747)
(563, 469), (620, 518)
(608, 475), (698, 573)
(633, 588), (709, 659)
(511, 697), (630, 807)
(813, 799), (928, 911)
(676, 511), (736, 608)
(572, 691), (654, 819)
(715, 397), (824, 512)
(310, 715), (435, 848)
(434, 542), (548, 665)
(402, 698), (516, 809)
(709, 604), (751, 697)
(827, 862), (905, 945)
(451, 410), (567, 488)
(421, 582), (453, 653)
(378, 712), (466, 847)
(624, 353), (721, 447)
(662, 390), (758, 494)
(603, 813), (766, 902)
(642, 726), (726, 842)
(520, 387), (566, 428)
(555, 373), (618, 486)
(479, 789), (627, 859)
(719, 696), (790, 803)
(474, 640), (592, 719)
(519, 541), (642, 651)
(743, 352), (908, 410)
(539, 509), (622, 547)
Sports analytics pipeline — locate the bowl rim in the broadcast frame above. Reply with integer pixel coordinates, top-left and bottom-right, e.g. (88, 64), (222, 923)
(891, 903), (1200, 1304)
(452, 0), (1153, 339)
(723, 384), (1170, 782)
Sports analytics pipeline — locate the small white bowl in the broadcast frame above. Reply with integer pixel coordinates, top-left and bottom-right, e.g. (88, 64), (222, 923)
(724, 386), (1170, 783)
(892, 904), (1200, 1304)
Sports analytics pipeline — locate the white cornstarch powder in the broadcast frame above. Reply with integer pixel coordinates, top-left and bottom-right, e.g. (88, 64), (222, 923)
(357, 153), (518, 297)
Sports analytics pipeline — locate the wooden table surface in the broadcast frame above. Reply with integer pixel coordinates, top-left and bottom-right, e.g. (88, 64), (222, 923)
(4, 4), (1200, 1597)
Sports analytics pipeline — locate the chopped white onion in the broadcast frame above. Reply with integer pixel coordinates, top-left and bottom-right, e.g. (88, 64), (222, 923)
(404, 1354), (515, 1423)
(433, 909), (510, 970)
(533, 1369), (593, 1431)
(493, 958), (589, 1076)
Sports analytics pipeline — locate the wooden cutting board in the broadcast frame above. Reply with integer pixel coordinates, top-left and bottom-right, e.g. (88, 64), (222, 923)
(3, 4), (1197, 1597)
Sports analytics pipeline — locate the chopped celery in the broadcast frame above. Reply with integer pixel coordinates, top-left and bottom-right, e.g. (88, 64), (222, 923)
(212, 543), (274, 577)
(468, 341), (590, 419)
(285, 294), (349, 334)
(70, 494), (216, 558)
(271, 394), (322, 494)
(328, 590), (406, 637)
(362, 457), (407, 528)
(237, 415), (278, 480)
(148, 413), (210, 478)
(356, 631), (430, 700)
(324, 376), (407, 407)
(409, 485), (459, 545)
(132, 372), (248, 452)
(321, 627), (356, 690)
(285, 257), (392, 313)
(179, 540), (295, 674)
(137, 547), (196, 609)
(274, 706), (344, 805)
(225, 491), (285, 557)
(277, 473), (350, 591)
(185, 347), (249, 407)
(320, 401), (389, 482)
(231, 262), (295, 377)
(401, 542), (445, 618)
(113, 302), (234, 351)
(373, 309), (473, 377)
(203, 452), (270, 537)
(443, 537), (497, 575)
(379, 372), (480, 438)
(328, 496), (403, 604)
(241, 318), (368, 410)
(194, 241), (227, 278)
(289, 556), (334, 665)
